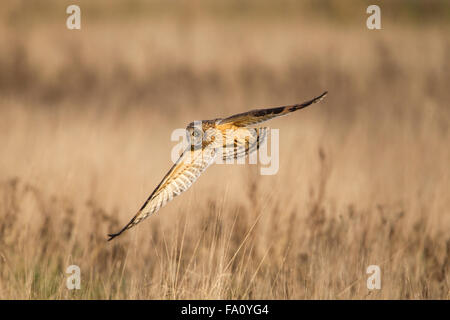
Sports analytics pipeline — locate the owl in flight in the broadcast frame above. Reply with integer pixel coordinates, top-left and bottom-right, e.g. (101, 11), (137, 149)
(108, 91), (327, 240)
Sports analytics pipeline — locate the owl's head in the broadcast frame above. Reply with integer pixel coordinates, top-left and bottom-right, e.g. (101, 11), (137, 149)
(186, 121), (204, 147)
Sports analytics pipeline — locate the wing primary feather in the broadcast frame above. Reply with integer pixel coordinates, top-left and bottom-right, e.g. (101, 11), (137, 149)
(107, 159), (180, 241)
(108, 147), (217, 241)
(219, 91), (328, 127)
(286, 91), (328, 112)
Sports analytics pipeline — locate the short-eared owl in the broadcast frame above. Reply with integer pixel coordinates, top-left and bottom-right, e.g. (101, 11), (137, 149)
(108, 91), (327, 240)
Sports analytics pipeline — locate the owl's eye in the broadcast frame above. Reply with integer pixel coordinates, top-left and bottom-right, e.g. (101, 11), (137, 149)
(193, 130), (201, 138)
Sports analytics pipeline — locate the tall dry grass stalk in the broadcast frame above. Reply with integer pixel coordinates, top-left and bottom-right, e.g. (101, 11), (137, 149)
(0, 1), (449, 299)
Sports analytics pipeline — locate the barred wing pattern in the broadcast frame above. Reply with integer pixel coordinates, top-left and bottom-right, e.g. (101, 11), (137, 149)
(107, 146), (217, 240)
(219, 91), (327, 127)
(221, 127), (268, 161)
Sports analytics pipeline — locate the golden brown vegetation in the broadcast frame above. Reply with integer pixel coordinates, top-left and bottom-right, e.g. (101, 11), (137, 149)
(0, 1), (449, 299)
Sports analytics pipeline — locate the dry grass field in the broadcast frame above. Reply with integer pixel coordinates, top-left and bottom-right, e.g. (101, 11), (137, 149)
(0, 1), (449, 299)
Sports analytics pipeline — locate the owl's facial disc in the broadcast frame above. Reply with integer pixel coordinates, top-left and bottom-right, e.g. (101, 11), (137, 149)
(186, 127), (203, 149)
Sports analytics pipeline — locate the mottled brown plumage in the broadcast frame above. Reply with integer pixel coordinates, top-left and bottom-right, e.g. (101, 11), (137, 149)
(108, 91), (327, 240)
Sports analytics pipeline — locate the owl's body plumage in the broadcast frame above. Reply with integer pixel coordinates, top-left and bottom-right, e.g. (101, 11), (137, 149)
(108, 91), (327, 240)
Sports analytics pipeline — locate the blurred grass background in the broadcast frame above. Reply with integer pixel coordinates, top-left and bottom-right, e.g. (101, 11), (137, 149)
(0, 0), (449, 299)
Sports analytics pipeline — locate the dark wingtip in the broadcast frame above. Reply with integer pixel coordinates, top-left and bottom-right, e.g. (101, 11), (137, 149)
(293, 91), (328, 111)
(107, 214), (139, 241)
(107, 232), (120, 241)
(308, 91), (328, 104)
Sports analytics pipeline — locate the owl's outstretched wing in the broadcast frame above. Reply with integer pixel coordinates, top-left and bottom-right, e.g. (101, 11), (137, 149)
(218, 91), (327, 128)
(108, 146), (217, 241)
